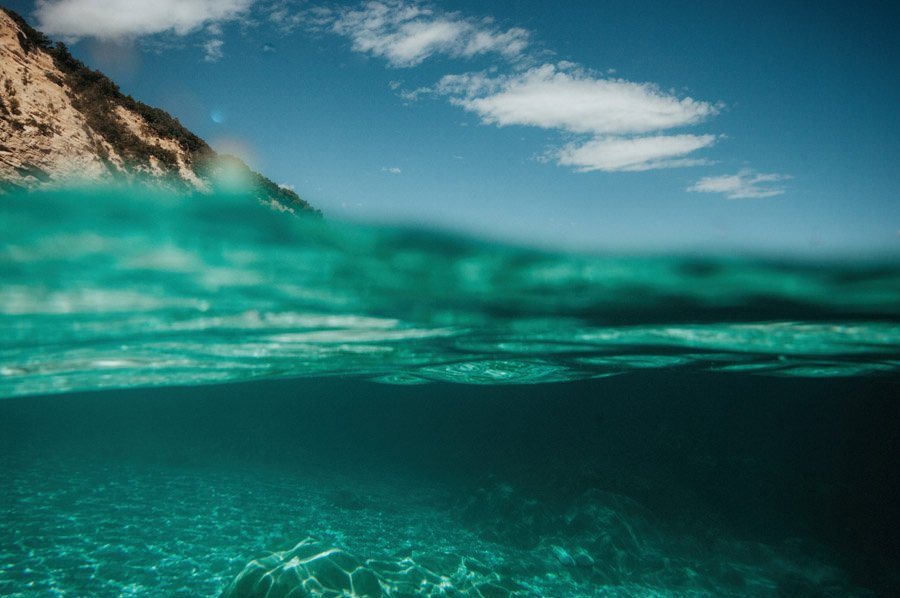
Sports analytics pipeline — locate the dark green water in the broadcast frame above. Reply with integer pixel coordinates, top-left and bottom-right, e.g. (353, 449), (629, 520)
(1, 188), (899, 596)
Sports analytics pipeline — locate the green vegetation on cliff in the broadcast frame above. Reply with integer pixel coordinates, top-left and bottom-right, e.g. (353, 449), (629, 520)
(1, 7), (319, 215)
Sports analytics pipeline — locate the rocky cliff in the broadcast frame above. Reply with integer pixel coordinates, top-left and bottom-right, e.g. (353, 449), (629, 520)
(0, 7), (318, 215)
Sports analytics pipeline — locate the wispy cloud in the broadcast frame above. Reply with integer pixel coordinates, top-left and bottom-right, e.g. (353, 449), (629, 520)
(318, 0), (529, 67)
(266, 3), (727, 174)
(557, 135), (717, 173)
(202, 38), (225, 62)
(35, 0), (256, 38)
(381, 166), (402, 174)
(688, 169), (791, 199)
(439, 64), (719, 136)
(437, 63), (721, 172)
(267, 0), (305, 32)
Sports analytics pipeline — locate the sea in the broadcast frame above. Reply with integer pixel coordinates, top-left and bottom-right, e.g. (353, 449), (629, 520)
(1, 187), (899, 597)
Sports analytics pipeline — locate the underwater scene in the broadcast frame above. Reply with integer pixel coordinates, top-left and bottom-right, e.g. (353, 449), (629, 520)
(2, 188), (900, 597)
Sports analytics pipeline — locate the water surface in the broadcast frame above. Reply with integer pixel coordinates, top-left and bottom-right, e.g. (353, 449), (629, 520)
(1, 188), (899, 596)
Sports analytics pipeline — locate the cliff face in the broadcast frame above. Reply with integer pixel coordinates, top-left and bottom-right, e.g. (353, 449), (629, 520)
(0, 8), (318, 215)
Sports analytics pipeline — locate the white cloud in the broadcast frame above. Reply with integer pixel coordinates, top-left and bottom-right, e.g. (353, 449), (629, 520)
(558, 135), (717, 172)
(268, 0), (308, 32)
(381, 166), (402, 174)
(35, 0), (256, 39)
(294, 5), (727, 175)
(203, 39), (224, 62)
(437, 63), (720, 173)
(326, 0), (529, 67)
(688, 169), (791, 199)
(438, 64), (719, 136)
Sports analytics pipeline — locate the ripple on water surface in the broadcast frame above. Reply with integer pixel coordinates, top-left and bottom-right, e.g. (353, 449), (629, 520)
(2, 187), (899, 398)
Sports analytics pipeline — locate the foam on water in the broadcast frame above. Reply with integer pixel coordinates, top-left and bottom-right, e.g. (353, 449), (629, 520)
(2, 187), (899, 398)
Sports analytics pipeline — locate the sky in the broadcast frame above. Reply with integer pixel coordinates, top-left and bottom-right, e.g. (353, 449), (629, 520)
(7, 0), (900, 256)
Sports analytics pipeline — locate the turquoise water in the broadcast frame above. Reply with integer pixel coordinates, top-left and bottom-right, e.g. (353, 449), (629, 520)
(1, 188), (899, 596)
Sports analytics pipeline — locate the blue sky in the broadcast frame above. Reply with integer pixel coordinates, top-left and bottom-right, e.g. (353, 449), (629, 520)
(8, 0), (900, 256)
